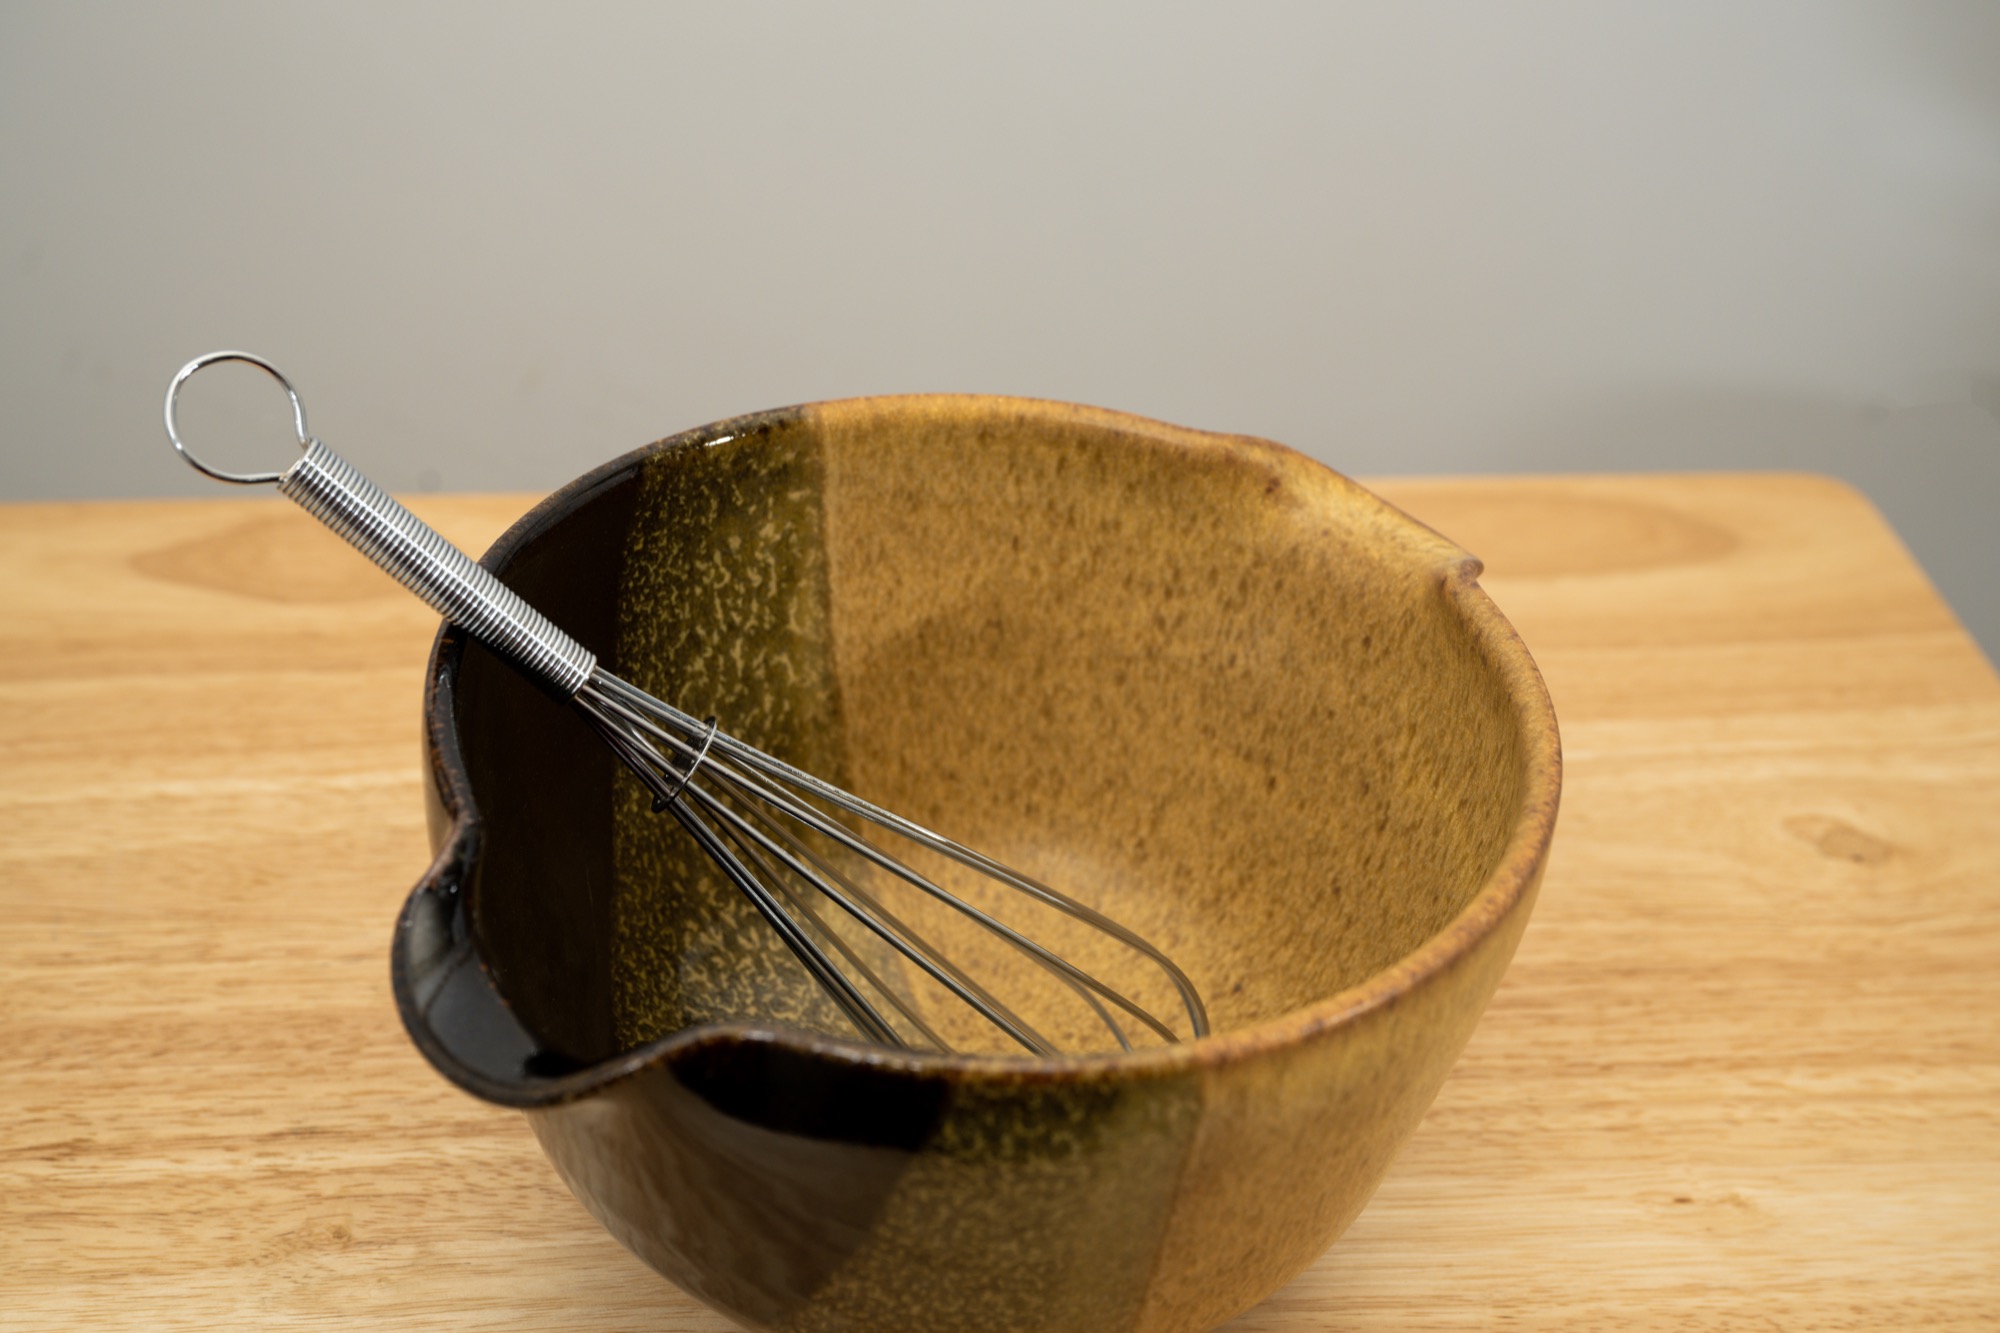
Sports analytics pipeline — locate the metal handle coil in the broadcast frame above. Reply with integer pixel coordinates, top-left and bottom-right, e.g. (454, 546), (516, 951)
(277, 439), (595, 697)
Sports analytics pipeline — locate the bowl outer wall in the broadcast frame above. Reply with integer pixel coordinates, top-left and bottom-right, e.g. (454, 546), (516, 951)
(394, 395), (1561, 1333)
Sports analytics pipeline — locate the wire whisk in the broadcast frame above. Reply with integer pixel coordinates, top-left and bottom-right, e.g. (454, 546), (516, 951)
(164, 351), (1209, 1055)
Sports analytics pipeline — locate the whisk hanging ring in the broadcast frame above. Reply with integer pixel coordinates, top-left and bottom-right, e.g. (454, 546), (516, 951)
(163, 350), (310, 486)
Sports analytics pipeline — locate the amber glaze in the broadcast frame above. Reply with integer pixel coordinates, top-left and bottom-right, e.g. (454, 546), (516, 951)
(393, 396), (1560, 1333)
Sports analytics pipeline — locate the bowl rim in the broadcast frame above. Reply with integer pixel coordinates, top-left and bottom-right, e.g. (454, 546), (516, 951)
(395, 393), (1562, 1107)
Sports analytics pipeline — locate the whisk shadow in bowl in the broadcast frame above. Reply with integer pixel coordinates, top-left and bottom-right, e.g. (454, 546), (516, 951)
(393, 395), (1560, 1333)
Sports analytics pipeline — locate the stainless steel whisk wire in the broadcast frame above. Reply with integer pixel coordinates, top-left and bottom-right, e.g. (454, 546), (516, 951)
(164, 351), (1209, 1056)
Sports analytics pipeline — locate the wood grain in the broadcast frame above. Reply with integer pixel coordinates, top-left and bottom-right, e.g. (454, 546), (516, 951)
(2, 474), (1995, 1330)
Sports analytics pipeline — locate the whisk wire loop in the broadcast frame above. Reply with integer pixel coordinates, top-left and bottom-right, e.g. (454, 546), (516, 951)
(578, 672), (1200, 1053)
(588, 671), (1210, 1039)
(580, 705), (906, 1045)
(728, 836), (956, 1052)
(579, 682), (1069, 1053)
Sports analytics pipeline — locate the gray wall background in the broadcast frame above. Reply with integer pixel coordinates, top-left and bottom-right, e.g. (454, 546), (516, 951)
(4, 2), (1996, 658)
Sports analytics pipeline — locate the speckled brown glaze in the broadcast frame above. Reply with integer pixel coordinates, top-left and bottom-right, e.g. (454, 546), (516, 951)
(394, 396), (1561, 1333)
(608, 414), (857, 1046)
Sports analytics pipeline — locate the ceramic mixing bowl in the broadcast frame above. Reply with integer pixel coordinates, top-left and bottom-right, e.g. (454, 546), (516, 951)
(393, 395), (1560, 1332)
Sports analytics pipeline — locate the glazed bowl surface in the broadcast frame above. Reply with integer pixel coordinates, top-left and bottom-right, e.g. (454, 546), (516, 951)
(395, 396), (1560, 1333)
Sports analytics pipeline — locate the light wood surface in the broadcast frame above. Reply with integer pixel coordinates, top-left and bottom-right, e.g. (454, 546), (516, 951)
(3, 474), (1996, 1330)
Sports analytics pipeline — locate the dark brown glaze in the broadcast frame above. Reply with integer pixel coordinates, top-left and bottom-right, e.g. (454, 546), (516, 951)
(527, 1038), (1201, 1331)
(392, 396), (1560, 1332)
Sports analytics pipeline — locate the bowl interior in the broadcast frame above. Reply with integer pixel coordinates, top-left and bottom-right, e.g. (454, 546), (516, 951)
(448, 398), (1529, 1067)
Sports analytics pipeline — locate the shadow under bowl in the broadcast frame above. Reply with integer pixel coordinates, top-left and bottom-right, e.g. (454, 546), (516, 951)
(394, 395), (1560, 1333)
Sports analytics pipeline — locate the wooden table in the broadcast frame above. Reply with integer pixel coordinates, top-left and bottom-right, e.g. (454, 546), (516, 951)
(4, 474), (1996, 1330)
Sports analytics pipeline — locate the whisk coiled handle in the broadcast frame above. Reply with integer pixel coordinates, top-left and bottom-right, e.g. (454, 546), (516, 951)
(164, 351), (596, 698)
(280, 438), (596, 696)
